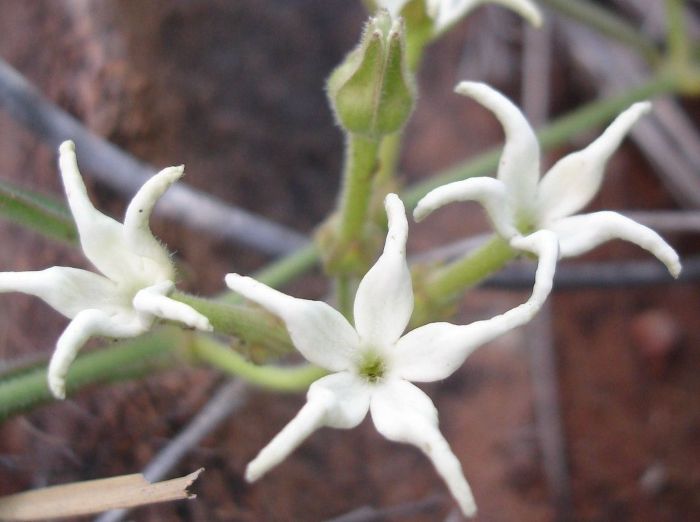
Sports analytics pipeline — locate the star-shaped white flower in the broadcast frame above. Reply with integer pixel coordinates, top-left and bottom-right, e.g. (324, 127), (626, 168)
(0, 141), (212, 399)
(414, 82), (681, 279)
(377, 0), (542, 34)
(226, 193), (557, 517)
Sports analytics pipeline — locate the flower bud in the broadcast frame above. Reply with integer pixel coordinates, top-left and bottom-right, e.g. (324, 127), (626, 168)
(327, 10), (416, 138)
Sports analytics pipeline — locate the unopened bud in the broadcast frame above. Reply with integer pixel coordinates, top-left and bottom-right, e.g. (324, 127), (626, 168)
(327, 10), (416, 138)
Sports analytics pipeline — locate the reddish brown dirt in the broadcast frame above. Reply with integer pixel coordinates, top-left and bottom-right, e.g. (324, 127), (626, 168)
(0, 2), (699, 521)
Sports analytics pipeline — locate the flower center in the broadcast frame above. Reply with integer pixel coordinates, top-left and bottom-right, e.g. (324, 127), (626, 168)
(515, 212), (536, 236)
(358, 351), (386, 383)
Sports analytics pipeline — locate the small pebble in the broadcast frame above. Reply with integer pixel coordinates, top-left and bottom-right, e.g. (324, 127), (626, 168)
(630, 310), (682, 377)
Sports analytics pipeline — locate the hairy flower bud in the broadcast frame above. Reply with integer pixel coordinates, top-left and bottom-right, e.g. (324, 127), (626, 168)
(327, 10), (416, 138)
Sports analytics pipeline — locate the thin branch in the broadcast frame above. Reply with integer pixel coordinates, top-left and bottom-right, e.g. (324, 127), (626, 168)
(486, 256), (700, 290)
(522, 15), (553, 126)
(521, 18), (572, 521)
(624, 210), (700, 232)
(539, 0), (660, 63)
(323, 494), (444, 522)
(94, 379), (248, 522)
(0, 58), (307, 256)
(526, 305), (572, 519)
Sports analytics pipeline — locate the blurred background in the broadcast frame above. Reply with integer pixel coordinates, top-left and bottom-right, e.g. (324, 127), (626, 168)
(0, 0), (699, 520)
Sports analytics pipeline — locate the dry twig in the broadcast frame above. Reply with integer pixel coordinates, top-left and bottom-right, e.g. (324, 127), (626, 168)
(0, 469), (202, 520)
(95, 379), (248, 522)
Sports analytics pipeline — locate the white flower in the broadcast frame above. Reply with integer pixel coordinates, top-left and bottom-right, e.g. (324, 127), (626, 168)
(0, 141), (212, 399)
(427, 0), (541, 33)
(376, 0), (542, 34)
(414, 82), (681, 280)
(226, 193), (557, 517)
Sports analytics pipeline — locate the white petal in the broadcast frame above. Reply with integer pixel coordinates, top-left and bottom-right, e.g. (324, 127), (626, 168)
(393, 322), (482, 382)
(132, 281), (212, 331)
(354, 194), (413, 348)
(0, 266), (123, 319)
(225, 274), (359, 371)
(428, 0), (541, 33)
(393, 233), (556, 383)
(48, 308), (148, 399)
(245, 372), (370, 482)
(58, 141), (134, 281)
(455, 82), (540, 216)
(122, 166), (182, 277)
(391, 230), (557, 384)
(509, 228), (558, 303)
(413, 177), (517, 238)
(509, 228), (559, 303)
(549, 212), (681, 277)
(371, 379), (476, 517)
(375, 0), (410, 17)
(537, 102), (652, 222)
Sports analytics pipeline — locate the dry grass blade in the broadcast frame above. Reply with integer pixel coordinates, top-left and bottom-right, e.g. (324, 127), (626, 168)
(0, 468), (203, 520)
(95, 379), (248, 522)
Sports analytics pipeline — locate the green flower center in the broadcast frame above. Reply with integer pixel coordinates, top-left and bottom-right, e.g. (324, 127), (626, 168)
(358, 351), (386, 383)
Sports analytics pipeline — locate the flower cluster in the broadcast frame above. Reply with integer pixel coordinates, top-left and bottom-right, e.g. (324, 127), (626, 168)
(0, 11), (684, 513)
(220, 83), (682, 514)
(0, 85), (682, 512)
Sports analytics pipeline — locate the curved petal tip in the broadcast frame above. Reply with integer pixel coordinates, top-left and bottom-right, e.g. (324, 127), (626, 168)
(454, 80), (488, 98)
(384, 193), (408, 250)
(59, 140), (76, 155)
(48, 376), (67, 400)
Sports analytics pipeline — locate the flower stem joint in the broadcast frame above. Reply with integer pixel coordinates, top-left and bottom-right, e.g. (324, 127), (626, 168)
(327, 9), (416, 139)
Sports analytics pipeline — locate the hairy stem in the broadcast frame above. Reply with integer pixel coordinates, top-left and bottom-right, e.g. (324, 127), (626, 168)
(335, 275), (355, 321)
(426, 235), (515, 302)
(0, 329), (182, 421)
(337, 134), (381, 244)
(665, 0), (689, 66)
(172, 292), (293, 355)
(191, 336), (327, 392)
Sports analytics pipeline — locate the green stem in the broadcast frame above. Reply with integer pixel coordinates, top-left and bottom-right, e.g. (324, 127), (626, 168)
(0, 179), (77, 245)
(172, 292), (293, 356)
(218, 243), (319, 305)
(252, 243), (318, 288)
(335, 276), (354, 321)
(191, 336), (327, 392)
(337, 134), (381, 244)
(403, 71), (680, 208)
(375, 133), (402, 192)
(425, 235), (515, 302)
(0, 329), (182, 421)
(666, 0), (689, 66)
(540, 0), (660, 64)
